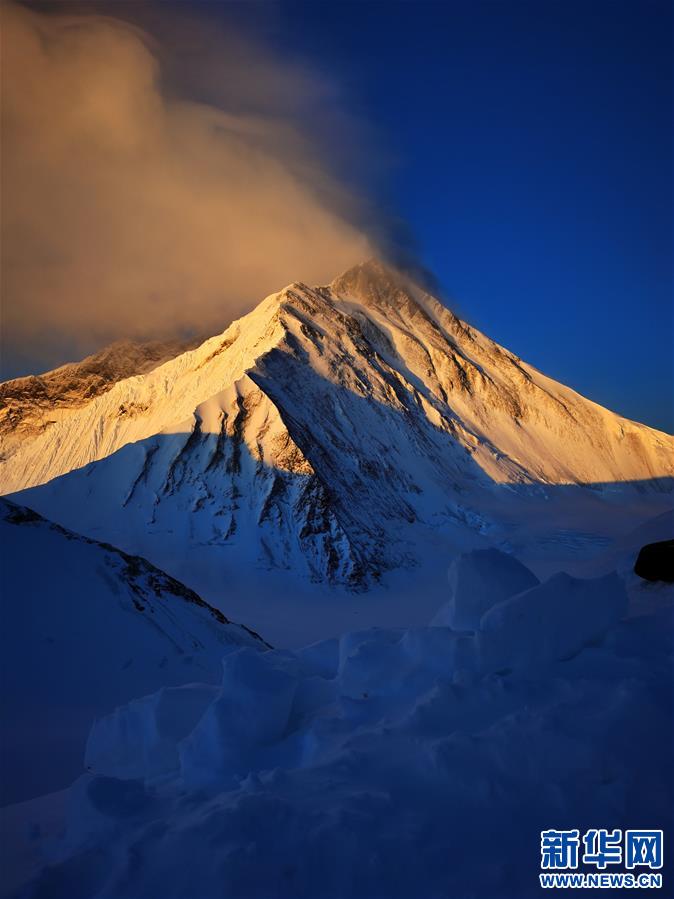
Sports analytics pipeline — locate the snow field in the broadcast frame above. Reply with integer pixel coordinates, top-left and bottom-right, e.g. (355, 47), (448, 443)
(34, 552), (670, 899)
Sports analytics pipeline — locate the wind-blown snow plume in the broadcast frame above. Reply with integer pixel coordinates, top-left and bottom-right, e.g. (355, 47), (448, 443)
(1, 1), (371, 376)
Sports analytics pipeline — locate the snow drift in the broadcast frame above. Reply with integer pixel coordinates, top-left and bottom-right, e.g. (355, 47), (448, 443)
(20, 557), (672, 899)
(431, 547), (540, 628)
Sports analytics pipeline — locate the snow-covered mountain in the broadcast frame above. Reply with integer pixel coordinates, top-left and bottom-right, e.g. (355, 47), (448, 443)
(3, 261), (673, 596)
(0, 498), (267, 805)
(2, 263), (673, 896)
(0, 337), (198, 459)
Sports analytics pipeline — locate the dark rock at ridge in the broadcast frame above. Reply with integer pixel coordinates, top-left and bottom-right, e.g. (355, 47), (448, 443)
(634, 539), (674, 583)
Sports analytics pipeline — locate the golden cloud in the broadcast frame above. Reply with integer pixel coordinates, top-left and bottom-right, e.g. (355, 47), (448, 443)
(1, 2), (372, 373)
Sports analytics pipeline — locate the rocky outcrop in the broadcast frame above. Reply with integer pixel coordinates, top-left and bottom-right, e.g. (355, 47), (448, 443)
(634, 540), (674, 583)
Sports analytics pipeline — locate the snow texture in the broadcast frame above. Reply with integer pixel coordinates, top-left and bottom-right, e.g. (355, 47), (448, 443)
(19, 560), (672, 899)
(0, 337), (196, 456)
(431, 547), (539, 628)
(0, 499), (267, 805)
(478, 570), (628, 672)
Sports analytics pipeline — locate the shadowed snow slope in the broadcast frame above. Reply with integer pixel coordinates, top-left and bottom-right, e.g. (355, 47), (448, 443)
(431, 547), (540, 628)
(0, 499), (267, 805)
(3, 261), (673, 592)
(21, 566), (673, 899)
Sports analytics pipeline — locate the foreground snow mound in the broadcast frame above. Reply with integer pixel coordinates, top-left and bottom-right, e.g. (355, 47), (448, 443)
(0, 499), (267, 805)
(479, 570), (628, 672)
(24, 571), (672, 899)
(180, 649), (303, 789)
(431, 547), (539, 629)
(85, 684), (219, 782)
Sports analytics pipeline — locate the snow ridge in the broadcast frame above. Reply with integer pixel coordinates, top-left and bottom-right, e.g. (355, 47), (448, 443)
(0, 497), (268, 804)
(0, 337), (199, 459)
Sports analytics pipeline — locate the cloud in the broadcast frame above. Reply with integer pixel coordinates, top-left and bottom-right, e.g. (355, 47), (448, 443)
(1, 1), (372, 376)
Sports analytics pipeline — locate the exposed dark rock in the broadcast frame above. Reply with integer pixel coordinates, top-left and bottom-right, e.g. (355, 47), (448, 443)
(634, 539), (674, 583)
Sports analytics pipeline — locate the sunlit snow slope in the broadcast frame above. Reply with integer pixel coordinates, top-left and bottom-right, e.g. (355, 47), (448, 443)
(3, 261), (673, 590)
(0, 337), (198, 458)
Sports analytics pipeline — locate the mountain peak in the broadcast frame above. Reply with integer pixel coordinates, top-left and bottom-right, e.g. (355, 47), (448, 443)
(3, 260), (674, 595)
(329, 258), (420, 308)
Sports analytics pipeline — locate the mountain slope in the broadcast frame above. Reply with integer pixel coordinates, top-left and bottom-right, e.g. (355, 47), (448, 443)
(0, 498), (267, 804)
(0, 336), (199, 460)
(3, 261), (673, 592)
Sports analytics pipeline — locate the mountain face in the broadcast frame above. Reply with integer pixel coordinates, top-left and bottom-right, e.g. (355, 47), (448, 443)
(0, 336), (199, 459)
(2, 261), (673, 592)
(0, 498), (267, 805)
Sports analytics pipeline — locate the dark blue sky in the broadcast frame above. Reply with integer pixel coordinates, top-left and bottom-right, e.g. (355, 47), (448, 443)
(205, 0), (672, 432)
